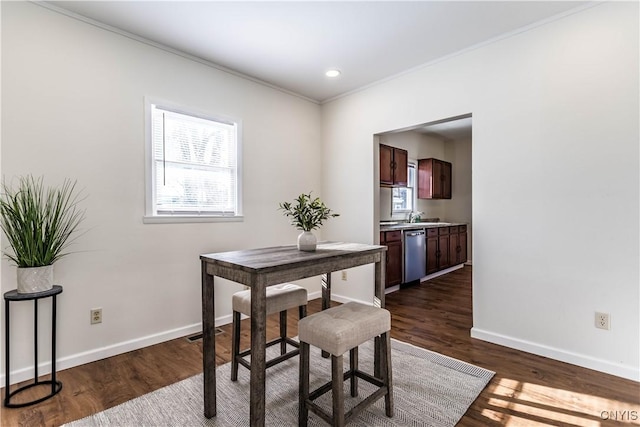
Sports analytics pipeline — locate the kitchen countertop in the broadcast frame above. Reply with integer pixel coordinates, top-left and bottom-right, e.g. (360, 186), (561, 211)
(380, 221), (467, 231)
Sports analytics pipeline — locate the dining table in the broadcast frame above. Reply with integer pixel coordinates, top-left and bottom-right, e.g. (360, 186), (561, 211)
(200, 241), (387, 426)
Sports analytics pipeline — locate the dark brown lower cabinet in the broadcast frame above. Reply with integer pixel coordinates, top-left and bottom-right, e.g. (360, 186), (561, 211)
(380, 230), (402, 288)
(427, 225), (467, 275)
(426, 228), (439, 274)
(449, 225), (468, 265)
(438, 227), (451, 270)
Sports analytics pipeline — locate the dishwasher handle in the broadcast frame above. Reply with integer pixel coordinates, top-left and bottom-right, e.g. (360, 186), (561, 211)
(404, 231), (425, 237)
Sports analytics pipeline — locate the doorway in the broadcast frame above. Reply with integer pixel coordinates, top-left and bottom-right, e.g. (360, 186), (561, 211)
(375, 113), (473, 286)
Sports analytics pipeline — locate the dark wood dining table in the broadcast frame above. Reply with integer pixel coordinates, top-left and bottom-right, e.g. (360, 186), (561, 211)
(200, 241), (387, 426)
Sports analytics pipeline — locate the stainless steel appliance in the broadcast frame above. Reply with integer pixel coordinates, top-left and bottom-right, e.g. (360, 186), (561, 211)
(403, 229), (426, 283)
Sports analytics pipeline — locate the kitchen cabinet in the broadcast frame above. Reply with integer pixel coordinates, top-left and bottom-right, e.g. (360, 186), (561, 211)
(426, 225), (466, 275)
(448, 225), (467, 265)
(418, 158), (452, 199)
(426, 228), (439, 274)
(384, 223), (467, 282)
(380, 230), (402, 287)
(437, 227), (451, 270)
(380, 144), (408, 186)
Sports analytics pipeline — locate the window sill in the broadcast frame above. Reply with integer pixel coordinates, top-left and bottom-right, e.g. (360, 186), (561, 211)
(143, 215), (244, 224)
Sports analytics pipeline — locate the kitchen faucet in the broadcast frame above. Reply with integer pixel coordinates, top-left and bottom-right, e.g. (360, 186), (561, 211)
(408, 211), (424, 223)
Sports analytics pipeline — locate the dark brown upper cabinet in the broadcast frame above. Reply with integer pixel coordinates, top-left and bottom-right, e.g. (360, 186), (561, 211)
(418, 158), (452, 199)
(380, 144), (408, 187)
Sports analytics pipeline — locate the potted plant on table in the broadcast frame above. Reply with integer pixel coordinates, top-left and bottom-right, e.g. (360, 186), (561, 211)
(279, 192), (339, 252)
(0, 176), (85, 294)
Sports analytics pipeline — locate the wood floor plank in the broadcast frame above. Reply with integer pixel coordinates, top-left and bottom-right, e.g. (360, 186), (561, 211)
(2, 266), (638, 426)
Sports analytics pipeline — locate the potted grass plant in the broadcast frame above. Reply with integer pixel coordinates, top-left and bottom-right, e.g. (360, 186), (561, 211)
(0, 176), (85, 294)
(279, 192), (339, 251)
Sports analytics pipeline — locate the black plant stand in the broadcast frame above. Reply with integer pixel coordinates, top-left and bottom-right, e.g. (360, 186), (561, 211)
(4, 285), (63, 408)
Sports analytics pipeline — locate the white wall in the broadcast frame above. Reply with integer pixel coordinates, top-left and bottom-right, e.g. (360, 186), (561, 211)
(321, 2), (639, 380)
(444, 137), (472, 262)
(1, 2), (322, 382)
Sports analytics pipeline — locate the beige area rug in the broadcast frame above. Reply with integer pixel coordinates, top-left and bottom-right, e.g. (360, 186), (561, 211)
(64, 339), (494, 426)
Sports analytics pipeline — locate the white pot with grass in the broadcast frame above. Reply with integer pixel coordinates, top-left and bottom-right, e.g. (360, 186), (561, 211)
(0, 176), (85, 294)
(279, 192), (339, 252)
(17, 265), (54, 293)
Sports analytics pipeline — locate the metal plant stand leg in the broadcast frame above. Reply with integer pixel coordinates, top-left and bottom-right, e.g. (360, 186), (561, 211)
(3, 286), (63, 408)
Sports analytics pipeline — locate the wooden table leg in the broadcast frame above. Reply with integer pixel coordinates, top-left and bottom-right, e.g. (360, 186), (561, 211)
(321, 273), (331, 358)
(322, 272), (331, 311)
(250, 277), (267, 427)
(374, 258), (385, 377)
(202, 262), (216, 418)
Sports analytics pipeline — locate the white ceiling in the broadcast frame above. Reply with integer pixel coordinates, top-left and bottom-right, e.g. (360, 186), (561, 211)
(45, 1), (591, 104)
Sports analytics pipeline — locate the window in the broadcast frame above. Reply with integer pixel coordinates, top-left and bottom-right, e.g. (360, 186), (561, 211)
(145, 100), (242, 223)
(392, 162), (415, 213)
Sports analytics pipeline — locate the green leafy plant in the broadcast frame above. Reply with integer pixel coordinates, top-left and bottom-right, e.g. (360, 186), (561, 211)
(279, 192), (339, 232)
(0, 176), (86, 267)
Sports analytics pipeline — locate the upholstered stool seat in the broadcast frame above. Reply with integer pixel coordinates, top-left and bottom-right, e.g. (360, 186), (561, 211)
(231, 283), (307, 381)
(298, 302), (393, 426)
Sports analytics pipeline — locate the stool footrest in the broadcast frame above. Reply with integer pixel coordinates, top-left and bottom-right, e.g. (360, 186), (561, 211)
(238, 336), (299, 358)
(305, 383), (389, 425)
(309, 370), (353, 401)
(236, 336), (301, 371)
(307, 369), (385, 401)
(265, 349), (300, 368)
(345, 386), (389, 423)
(353, 370), (385, 388)
(305, 400), (334, 425)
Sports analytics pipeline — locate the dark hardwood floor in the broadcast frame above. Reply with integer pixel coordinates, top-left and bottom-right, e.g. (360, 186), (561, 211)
(2, 266), (639, 426)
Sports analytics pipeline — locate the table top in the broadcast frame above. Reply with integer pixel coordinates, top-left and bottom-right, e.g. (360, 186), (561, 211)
(4, 285), (63, 301)
(201, 242), (386, 273)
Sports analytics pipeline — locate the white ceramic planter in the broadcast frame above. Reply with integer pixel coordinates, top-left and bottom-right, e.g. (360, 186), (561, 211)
(17, 265), (54, 294)
(297, 231), (317, 252)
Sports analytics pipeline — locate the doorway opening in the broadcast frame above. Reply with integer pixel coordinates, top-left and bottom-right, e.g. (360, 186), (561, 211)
(374, 113), (473, 293)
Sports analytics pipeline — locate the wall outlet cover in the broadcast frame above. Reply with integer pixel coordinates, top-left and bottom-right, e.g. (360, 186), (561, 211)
(595, 312), (610, 330)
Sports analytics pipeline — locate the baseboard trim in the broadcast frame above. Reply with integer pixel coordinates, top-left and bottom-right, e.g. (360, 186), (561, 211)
(419, 264), (464, 283)
(385, 285), (400, 295)
(1, 291), (336, 385)
(470, 327), (640, 382)
(1, 314), (235, 386)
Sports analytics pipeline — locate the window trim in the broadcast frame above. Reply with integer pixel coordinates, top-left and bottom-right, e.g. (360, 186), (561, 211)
(143, 97), (243, 224)
(391, 161), (416, 215)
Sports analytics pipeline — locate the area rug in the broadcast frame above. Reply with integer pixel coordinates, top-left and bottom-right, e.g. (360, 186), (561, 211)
(64, 339), (494, 426)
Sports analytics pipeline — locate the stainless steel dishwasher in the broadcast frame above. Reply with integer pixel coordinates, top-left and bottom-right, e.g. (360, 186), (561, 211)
(403, 229), (426, 283)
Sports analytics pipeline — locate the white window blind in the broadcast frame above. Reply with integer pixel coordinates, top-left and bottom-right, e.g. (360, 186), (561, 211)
(149, 104), (239, 217)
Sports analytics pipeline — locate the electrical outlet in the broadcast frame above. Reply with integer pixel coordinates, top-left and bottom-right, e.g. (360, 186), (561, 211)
(595, 312), (610, 330)
(341, 271), (347, 281)
(91, 308), (102, 325)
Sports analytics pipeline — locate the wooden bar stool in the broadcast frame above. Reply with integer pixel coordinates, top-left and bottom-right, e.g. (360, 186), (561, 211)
(298, 302), (393, 426)
(231, 283), (307, 381)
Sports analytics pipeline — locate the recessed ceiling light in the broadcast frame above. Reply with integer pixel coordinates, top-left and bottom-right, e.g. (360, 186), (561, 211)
(325, 69), (341, 78)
